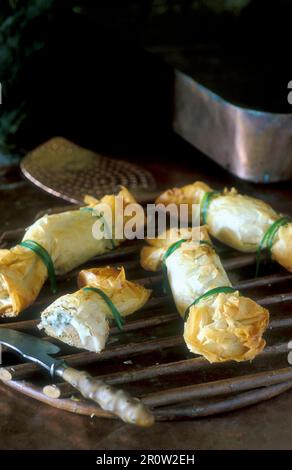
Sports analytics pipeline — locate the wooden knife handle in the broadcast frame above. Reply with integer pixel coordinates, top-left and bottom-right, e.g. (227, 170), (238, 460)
(60, 367), (154, 427)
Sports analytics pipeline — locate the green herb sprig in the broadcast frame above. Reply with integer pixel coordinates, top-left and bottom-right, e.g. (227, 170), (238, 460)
(19, 240), (57, 294)
(161, 238), (215, 294)
(255, 217), (291, 277)
(83, 287), (124, 331)
(201, 191), (220, 225)
(184, 286), (237, 321)
(161, 238), (186, 294)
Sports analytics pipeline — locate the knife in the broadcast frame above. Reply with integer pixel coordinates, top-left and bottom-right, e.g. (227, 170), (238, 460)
(0, 328), (154, 427)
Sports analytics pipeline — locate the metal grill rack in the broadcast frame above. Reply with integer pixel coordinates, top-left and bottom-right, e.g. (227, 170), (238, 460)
(1, 211), (292, 422)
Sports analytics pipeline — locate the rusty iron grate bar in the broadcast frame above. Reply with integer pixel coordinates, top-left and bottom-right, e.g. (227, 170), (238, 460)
(1, 213), (292, 421)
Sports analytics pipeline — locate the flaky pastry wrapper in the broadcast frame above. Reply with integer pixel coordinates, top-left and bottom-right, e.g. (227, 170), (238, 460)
(156, 181), (292, 272)
(0, 187), (141, 317)
(38, 266), (151, 352)
(140, 227), (269, 363)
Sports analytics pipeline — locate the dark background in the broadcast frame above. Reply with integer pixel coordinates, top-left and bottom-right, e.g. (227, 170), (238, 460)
(0, 0), (292, 161)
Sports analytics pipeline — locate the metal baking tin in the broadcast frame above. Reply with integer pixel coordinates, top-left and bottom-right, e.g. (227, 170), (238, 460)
(173, 70), (292, 183)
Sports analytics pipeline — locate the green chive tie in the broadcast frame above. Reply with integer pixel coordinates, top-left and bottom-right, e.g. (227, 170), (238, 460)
(19, 240), (57, 294)
(184, 286), (237, 321)
(201, 191), (220, 225)
(83, 287), (124, 331)
(255, 217), (291, 277)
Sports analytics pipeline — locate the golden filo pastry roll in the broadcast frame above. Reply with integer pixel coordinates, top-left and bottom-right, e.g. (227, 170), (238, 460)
(140, 227), (269, 363)
(0, 187), (141, 317)
(156, 181), (292, 272)
(38, 266), (151, 352)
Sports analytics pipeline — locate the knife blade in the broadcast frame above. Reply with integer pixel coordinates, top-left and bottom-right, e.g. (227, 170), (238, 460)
(0, 328), (154, 427)
(0, 328), (63, 375)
